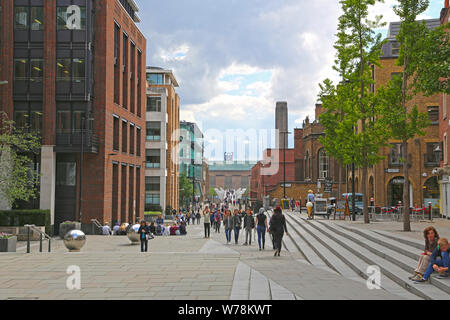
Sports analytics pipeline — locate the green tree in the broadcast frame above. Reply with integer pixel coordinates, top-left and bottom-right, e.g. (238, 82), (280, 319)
(319, 0), (388, 224)
(0, 112), (41, 208)
(209, 187), (217, 198)
(179, 173), (193, 207)
(379, 0), (436, 232)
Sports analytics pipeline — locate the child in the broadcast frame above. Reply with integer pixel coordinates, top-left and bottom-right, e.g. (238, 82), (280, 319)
(415, 238), (450, 283)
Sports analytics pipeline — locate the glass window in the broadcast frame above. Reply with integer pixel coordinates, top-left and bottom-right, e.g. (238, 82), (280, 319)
(57, 111), (71, 134)
(14, 59), (28, 80)
(147, 74), (164, 85)
(15, 111), (29, 129)
(146, 149), (161, 168)
(56, 162), (77, 186)
(30, 111), (42, 132)
(426, 142), (441, 164)
(72, 111), (85, 132)
(145, 177), (160, 192)
(147, 97), (162, 112)
(57, 6), (86, 30)
(72, 58), (85, 82)
(30, 7), (44, 31)
(145, 194), (160, 205)
(146, 122), (161, 141)
(428, 107), (439, 125)
(15, 7), (28, 30)
(318, 149), (329, 179)
(389, 144), (403, 165)
(30, 59), (43, 82)
(57, 59), (71, 81)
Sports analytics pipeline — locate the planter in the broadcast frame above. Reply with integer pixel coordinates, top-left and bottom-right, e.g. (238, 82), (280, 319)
(0, 227), (46, 241)
(0, 236), (17, 252)
(59, 222), (82, 239)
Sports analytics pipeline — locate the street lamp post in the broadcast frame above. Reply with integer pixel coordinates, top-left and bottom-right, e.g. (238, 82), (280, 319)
(281, 131), (292, 200)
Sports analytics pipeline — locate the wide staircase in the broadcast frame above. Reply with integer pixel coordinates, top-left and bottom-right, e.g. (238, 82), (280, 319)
(271, 210), (449, 300)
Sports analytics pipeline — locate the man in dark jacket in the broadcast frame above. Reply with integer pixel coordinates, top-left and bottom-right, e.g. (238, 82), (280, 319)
(243, 209), (255, 246)
(138, 221), (151, 253)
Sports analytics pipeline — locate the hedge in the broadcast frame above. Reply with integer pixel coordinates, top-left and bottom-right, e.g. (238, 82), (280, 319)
(0, 210), (51, 233)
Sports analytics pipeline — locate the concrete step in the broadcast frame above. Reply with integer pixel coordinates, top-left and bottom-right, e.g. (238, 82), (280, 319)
(277, 213), (336, 273)
(230, 261), (300, 300)
(285, 215), (348, 277)
(307, 219), (448, 300)
(286, 213), (420, 300)
(334, 224), (450, 295)
(372, 230), (424, 250)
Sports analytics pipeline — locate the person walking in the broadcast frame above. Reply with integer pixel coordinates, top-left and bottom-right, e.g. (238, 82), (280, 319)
(214, 210), (222, 233)
(306, 190), (315, 220)
(269, 207), (289, 257)
(138, 221), (151, 253)
(203, 207), (211, 239)
(223, 210), (233, 244)
(243, 208), (255, 246)
(231, 209), (242, 245)
(255, 208), (268, 251)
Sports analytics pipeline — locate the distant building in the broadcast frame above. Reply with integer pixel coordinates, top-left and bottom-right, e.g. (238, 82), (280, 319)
(145, 66), (180, 214)
(209, 161), (255, 192)
(179, 121), (205, 202)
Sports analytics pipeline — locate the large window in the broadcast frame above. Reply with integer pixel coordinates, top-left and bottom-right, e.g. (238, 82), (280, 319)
(15, 7), (29, 30)
(146, 149), (161, 168)
(14, 59), (28, 80)
(425, 142), (441, 165)
(145, 177), (160, 192)
(318, 149), (329, 180)
(428, 106), (439, 125)
(56, 111), (72, 134)
(147, 97), (162, 112)
(145, 194), (160, 206)
(146, 122), (161, 141)
(14, 110), (42, 132)
(147, 74), (164, 85)
(389, 144), (404, 166)
(57, 6), (86, 30)
(30, 7), (44, 31)
(30, 59), (43, 82)
(56, 162), (76, 186)
(57, 59), (71, 81)
(113, 117), (120, 151)
(122, 121), (128, 153)
(72, 58), (85, 82)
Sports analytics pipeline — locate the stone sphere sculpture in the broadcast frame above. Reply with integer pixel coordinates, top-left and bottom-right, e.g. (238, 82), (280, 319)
(127, 224), (141, 245)
(63, 230), (87, 252)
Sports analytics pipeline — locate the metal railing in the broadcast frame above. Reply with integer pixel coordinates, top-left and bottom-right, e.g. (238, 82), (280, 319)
(90, 219), (103, 229)
(24, 225), (52, 253)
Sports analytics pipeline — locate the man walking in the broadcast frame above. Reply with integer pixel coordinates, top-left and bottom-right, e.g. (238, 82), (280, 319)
(243, 208), (255, 246)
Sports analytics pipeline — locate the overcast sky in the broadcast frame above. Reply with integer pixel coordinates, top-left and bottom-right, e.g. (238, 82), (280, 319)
(138, 0), (444, 160)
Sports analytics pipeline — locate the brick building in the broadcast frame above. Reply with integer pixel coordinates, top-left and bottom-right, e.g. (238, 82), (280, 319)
(145, 67), (180, 214)
(438, 0), (450, 218)
(209, 161), (255, 192)
(0, 0), (147, 233)
(353, 20), (441, 209)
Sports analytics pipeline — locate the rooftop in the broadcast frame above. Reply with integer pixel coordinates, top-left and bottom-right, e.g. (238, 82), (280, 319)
(146, 66), (180, 87)
(209, 161), (257, 172)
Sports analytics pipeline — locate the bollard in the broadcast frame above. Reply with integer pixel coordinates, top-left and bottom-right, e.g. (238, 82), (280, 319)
(48, 238), (51, 253)
(39, 233), (43, 253)
(27, 226), (31, 254)
(429, 202), (432, 221)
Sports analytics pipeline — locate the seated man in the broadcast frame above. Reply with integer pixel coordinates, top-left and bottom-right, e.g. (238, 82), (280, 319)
(149, 222), (156, 235)
(416, 238), (450, 283)
(170, 223), (179, 236)
(112, 223), (121, 235)
(179, 222), (187, 235)
(102, 223), (112, 236)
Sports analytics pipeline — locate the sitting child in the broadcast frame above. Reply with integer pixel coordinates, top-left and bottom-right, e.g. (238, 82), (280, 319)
(163, 223), (171, 237)
(416, 238), (450, 283)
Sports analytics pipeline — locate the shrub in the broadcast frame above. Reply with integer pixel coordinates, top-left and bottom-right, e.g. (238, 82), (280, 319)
(0, 232), (13, 239)
(0, 210), (51, 233)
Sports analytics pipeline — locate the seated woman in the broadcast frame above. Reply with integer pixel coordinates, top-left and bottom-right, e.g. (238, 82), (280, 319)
(149, 222), (156, 235)
(416, 238), (450, 283)
(409, 226), (439, 281)
(170, 223), (179, 236)
(179, 222), (187, 236)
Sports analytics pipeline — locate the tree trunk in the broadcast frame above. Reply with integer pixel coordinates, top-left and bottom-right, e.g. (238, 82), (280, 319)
(403, 139), (411, 232)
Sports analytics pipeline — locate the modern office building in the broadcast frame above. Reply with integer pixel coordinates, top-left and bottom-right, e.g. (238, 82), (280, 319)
(179, 121), (205, 202)
(0, 0), (147, 233)
(145, 66), (180, 214)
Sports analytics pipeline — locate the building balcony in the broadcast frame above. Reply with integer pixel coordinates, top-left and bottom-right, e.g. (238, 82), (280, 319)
(55, 131), (99, 154)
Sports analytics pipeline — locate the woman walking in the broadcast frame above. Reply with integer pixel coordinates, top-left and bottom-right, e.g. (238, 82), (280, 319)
(223, 210), (233, 244)
(203, 207), (211, 239)
(255, 208), (269, 251)
(269, 207), (289, 257)
(138, 221), (151, 253)
(232, 209), (242, 245)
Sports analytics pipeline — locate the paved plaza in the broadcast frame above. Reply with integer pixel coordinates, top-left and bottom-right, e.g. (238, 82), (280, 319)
(2, 212), (445, 301)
